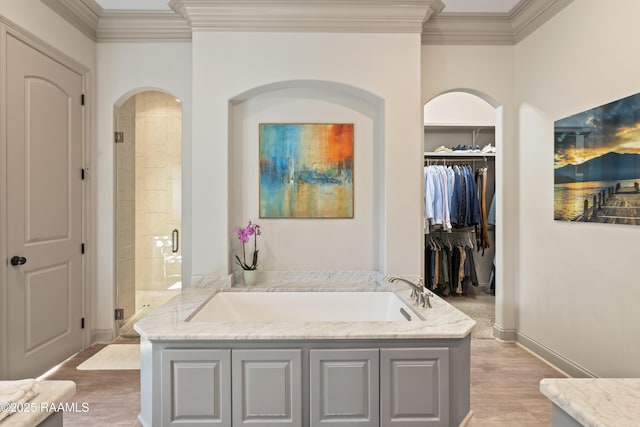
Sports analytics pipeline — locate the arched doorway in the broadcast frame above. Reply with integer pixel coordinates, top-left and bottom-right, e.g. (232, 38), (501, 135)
(114, 90), (182, 337)
(423, 91), (499, 339)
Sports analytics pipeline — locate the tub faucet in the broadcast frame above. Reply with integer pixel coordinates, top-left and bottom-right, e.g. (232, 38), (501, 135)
(387, 276), (432, 308)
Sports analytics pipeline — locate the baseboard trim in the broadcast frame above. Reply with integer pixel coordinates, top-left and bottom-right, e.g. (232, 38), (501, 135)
(516, 331), (596, 378)
(91, 329), (114, 344)
(492, 324), (517, 341)
(459, 410), (474, 427)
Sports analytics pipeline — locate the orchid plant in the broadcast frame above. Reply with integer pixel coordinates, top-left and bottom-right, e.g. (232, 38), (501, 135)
(235, 220), (261, 270)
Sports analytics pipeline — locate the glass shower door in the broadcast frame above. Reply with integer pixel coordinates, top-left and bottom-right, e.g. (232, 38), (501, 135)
(116, 90), (182, 337)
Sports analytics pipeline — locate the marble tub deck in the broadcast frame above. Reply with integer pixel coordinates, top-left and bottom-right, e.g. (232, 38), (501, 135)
(540, 378), (640, 427)
(134, 279), (476, 341)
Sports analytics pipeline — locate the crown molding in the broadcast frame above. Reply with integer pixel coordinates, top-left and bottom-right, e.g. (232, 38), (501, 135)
(98, 11), (191, 42)
(41, 0), (102, 41)
(42, 0), (572, 44)
(511, 0), (573, 43)
(422, 0), (573, 45)
(422, 13), (514, 45)
(169, 0), (445, 33)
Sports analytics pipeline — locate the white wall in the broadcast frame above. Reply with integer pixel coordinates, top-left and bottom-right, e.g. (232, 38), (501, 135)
(421, 45), (517, 335)
(95, 42), (191, 339)
(424, 92), (496, 126)
(192, 32), (424, 278)
(515, 0), (640, 377)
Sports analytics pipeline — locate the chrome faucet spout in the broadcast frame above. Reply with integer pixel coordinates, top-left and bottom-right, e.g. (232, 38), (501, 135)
(387, 276), (430, 308)
(388, 276), (423, 291)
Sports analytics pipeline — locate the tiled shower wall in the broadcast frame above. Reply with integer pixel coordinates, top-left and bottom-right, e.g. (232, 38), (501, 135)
(134, 91), (182, 291)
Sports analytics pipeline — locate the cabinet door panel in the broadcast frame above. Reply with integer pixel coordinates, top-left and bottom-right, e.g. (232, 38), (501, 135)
(380, 348), (449, 427)
(310, 349), (379, 427)
(161, 349), (231, 426)
(232, 349), (302, 427)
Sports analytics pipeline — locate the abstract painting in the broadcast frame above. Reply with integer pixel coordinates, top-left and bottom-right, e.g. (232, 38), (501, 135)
(259, 123), (354, 218)
(554, 92), (640, 225)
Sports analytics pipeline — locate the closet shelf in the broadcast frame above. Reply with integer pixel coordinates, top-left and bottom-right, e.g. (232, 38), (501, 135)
(423, 124), (495, 131)
(424, 151), (496, 157)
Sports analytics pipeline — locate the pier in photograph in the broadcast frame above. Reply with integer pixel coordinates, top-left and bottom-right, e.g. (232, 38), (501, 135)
(577, 182), (640, 224)
(594, 184), (640, 225)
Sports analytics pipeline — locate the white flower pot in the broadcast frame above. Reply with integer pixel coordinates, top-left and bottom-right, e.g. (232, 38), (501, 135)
(242, 269), (258, 286)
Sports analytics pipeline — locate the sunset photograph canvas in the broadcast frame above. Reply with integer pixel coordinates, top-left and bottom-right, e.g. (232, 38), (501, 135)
(554, 92), (640, 225)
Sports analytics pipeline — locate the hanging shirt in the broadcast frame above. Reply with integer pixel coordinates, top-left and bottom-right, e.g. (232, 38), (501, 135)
(432, 167), (444, 226)
(438, 166), (452, 231)
(424, 166), (435, 227)
(463, 166), (481, 226)
(450, 166), (462, 226)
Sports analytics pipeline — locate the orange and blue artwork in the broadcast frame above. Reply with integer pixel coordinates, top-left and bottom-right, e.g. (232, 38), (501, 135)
(259, 123), (354, 218)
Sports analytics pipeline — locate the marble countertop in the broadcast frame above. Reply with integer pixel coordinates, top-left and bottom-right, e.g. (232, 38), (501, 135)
(540, 378), (640, 427)
(0, 380), (76, 427)
(134, 277), (476, 341)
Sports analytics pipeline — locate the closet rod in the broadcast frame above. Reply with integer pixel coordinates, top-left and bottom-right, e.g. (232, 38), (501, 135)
(424, 157), (489, 165)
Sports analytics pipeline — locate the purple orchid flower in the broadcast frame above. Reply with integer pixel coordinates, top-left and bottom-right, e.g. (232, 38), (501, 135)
(235, 220), (262, 270)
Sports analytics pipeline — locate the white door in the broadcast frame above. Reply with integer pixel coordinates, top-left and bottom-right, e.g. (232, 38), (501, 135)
(6, 33), (84, 379)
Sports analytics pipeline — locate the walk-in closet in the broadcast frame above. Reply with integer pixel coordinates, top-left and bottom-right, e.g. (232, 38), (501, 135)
(423, 92), (497, 339)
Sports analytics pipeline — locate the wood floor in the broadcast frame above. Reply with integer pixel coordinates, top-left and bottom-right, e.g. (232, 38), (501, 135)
(41, 337), (565, 426)
(466, 339), (565, 426)
(42, 338), (142, 427)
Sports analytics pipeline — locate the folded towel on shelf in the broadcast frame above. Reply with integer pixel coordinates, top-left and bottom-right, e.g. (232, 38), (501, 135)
(434, 145), (453, 153)
(0, 379), (41, 422)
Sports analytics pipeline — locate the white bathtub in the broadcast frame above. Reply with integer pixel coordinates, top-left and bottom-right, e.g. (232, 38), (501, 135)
(189, 291), (419, 322)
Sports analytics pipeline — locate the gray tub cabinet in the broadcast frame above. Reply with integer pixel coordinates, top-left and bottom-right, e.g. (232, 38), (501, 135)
(160, 348), (231, 426)
(380, 348), (450, 427)
(310, 348), (379, 426)
(232, 349), (303, 426)
(141, 338), (468, 427)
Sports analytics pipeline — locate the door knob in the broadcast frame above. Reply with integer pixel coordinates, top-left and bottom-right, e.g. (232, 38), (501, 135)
(10, 256), (27, 266)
